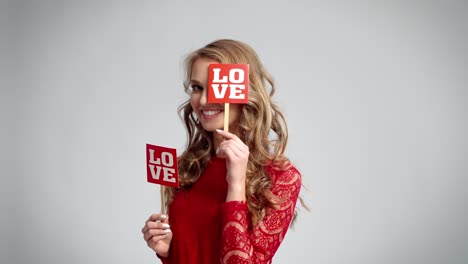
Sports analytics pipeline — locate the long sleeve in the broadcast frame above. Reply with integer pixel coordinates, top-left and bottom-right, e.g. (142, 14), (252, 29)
(220, 166), (302, 264)
(156, 254), (169, 264)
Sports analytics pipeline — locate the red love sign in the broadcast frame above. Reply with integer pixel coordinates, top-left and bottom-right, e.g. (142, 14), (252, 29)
(208, 64), (249, 104)
(146, 144), (179, 188)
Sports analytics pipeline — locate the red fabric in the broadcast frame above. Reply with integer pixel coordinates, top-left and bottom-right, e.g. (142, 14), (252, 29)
(158, 156), (301, 264)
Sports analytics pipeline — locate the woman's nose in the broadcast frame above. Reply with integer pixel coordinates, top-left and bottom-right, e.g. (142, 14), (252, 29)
(199, 88), (208, 105)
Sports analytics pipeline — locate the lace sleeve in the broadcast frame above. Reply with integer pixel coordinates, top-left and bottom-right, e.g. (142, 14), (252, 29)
(220, 166), (302, 264)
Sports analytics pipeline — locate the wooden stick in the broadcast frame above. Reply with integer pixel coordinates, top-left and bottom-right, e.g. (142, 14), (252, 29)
(224, 103), (229, 132)
(160, 185), (166, 215)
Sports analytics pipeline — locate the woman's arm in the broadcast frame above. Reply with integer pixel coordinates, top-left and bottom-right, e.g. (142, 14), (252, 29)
(215, 129), (302, 263)
(221, 167), (302, 264)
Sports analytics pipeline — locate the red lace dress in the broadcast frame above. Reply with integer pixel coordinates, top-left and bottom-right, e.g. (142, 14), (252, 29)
(158, 156), (301, 264)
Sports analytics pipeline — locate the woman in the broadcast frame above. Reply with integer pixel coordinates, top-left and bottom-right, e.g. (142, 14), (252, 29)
(142, 39), (302, 263)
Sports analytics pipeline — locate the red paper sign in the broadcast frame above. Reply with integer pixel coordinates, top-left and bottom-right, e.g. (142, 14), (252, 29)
(208, 64), (249, 104)
(146, 144), (179, 188)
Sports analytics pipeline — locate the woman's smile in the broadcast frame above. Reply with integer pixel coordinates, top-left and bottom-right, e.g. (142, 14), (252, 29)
(199, 108), (224, 120)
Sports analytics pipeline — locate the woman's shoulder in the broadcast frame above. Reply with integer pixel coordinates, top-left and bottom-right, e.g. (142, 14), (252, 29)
(264, 161), (302, 187)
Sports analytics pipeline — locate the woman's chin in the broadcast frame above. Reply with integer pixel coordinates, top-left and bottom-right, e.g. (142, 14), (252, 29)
(200, 123), (222, 132)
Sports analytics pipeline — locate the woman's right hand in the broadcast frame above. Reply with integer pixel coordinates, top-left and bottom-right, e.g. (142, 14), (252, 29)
(142, 214), (172, 257)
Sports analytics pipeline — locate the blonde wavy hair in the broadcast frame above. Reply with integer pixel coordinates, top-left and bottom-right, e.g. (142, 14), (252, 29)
(165, 39), (293, 225)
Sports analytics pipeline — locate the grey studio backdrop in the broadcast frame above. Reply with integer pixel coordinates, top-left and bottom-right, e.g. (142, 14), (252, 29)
(3, 1), (467, 264)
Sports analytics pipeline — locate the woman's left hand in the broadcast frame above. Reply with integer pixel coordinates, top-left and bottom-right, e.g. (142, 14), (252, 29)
(215, 129), (249, 200)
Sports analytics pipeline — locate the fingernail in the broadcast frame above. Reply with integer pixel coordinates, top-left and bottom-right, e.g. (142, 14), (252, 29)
(216, 129), (222, 133)
(162, 223), (170, 229)
(160, 215), (167, 219)
(163, 229), (172, 234)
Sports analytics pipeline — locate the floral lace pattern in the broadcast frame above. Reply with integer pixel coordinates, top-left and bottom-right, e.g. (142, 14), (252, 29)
(221, 167), (302, 264)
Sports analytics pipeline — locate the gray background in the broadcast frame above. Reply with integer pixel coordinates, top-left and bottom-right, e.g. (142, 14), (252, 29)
(3, 0), (467, 263)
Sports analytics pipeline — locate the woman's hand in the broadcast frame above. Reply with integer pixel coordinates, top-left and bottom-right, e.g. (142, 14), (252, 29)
(141, 214), (172, 257)
(215, 129), (249, 201)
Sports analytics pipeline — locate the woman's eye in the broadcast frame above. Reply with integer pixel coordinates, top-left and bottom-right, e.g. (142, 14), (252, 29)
(190, 85), (203, 92)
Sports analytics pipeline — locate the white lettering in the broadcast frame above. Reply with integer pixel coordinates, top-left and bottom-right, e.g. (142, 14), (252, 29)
(163, 167), (176, 182)
(161, 152), (174, 167)
(212, 68), (227, 83)
(228, 84), (246, 99)
(212, 84), (229, 99)
(229, 69), (244, 83)
(149, 165), (176, 183)
(148, 149), (160, 165)
(149, 164), (162, 180)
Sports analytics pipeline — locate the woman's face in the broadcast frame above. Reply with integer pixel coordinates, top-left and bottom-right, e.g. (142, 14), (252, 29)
(190, 57), (242, 132)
